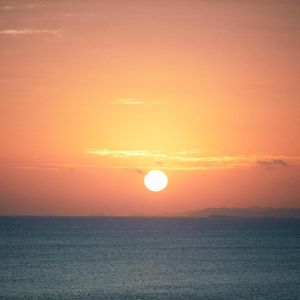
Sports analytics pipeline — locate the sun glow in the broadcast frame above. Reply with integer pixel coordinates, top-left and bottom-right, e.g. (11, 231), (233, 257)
(144, 170), (168, 192)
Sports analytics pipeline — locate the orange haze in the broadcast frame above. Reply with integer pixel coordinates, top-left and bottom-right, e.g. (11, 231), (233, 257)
(0, 0), (299, 215)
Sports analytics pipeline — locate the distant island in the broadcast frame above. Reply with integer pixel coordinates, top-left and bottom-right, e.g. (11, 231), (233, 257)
(183, 207), (300, 218)
(90, 208), (300, 218)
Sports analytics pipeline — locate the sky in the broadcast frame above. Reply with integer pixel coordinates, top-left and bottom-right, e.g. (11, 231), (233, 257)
(0, 0), (299, 216)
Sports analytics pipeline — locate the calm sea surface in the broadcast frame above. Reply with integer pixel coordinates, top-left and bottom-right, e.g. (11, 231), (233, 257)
(0, 217), (300, 299)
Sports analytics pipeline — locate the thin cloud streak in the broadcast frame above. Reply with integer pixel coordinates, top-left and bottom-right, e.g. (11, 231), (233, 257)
(85, 148), (300, 170)
(1, 156), (300, 173)
(0, 29), (61, 36)
(112, 99), (166, 105)
(0, 4), (38, 10)
(257, 159), (288, 169)
(1, 152), (299, 172)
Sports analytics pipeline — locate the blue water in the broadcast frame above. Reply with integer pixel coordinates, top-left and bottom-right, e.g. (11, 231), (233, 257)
(0, 217), (300, 299)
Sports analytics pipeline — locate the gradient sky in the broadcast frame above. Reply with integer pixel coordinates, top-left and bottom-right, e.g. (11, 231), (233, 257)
(0, 0), (299, 215)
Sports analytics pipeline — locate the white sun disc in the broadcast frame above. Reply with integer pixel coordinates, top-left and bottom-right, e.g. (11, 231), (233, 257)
(144, 170), (168, 192)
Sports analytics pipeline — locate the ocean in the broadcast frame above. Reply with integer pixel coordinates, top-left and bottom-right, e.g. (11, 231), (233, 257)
(0, 217), (299, 299)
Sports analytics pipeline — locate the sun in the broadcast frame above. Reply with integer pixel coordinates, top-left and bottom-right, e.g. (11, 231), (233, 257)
(144, 170), (168, 192)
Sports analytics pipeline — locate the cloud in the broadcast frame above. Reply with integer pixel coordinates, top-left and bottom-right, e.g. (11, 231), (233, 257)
(257, 159), (288, 169)
(1, 3), (38, 10)
(111, 99), (165, 105)
(1, 6), (15, 10)
(0, 29), (61, 36)
(0, 154), (298, 173)
(85, 148), (300, 171)
(135, 169), (146, 175)
(0, 164), (66, 172)
(62, 13), (94, 18)
(112, 99), (146, 105)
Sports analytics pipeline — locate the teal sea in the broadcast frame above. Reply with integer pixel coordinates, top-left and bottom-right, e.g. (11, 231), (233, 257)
(1, 217), (300, 299)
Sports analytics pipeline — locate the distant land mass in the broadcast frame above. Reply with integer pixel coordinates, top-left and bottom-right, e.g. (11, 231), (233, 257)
(182, 207), (300, 218)
(90, 208), (300, 218)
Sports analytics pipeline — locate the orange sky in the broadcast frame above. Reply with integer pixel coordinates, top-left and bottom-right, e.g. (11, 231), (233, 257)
(0, 0), (299, 215)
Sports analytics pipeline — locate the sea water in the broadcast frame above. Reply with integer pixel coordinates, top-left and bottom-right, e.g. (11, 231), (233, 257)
(0, 217), (300, 299)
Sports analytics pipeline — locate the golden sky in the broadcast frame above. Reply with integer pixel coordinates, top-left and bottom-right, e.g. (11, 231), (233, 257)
(0, 0), (299, 215)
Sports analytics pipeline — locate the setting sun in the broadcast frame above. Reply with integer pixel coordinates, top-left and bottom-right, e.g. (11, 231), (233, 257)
(144, 170), (168, 192)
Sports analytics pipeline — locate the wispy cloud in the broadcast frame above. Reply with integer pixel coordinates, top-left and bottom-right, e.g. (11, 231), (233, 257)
(111, 99), (166, 105)
(1, 3), (38, 10)
(257, 159), (288, 169)
(1, 6), (15, 10)
(62, 13), (94, 18)
(0, 29), (61, 36)
(85, 148), (300, 171)
(1, 153), (299, 173)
